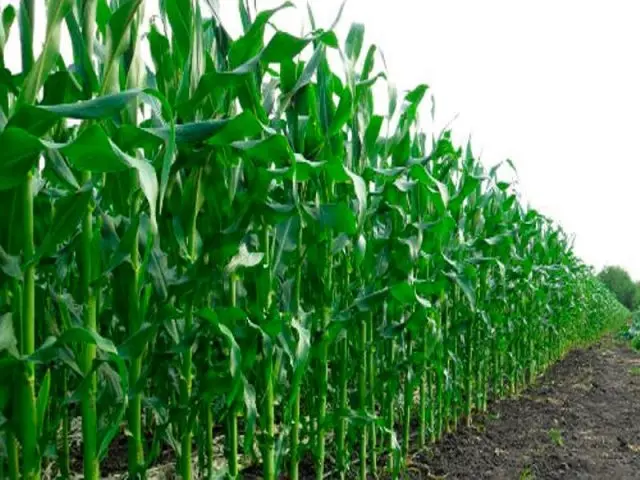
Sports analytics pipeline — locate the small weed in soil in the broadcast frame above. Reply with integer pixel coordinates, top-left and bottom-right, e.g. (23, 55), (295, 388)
(548, 428), (564, 447)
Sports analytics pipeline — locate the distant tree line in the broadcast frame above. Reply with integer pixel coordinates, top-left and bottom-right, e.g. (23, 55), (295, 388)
(598, 266), (640, 311)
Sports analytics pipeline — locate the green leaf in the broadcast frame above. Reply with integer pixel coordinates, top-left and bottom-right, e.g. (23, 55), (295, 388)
(345, 23), (365, 61)
(0, 127), (43, 190)
(60, 125), (129, 173)
(57, 326), (118, 354)
(242, 376), (257, 455)
(42, 149), (79, 189)
(206, 112), (263, 145)
(0, 313), (17, 355)
(0, 246), (21, 279)
(103, 216), (140, 276)
(64, 9), (99, 94)
(38, 89), (142, 119)
(164, 0), (192, 63)
(36, 186), (93, 260)
(329, 87), (352, 135)
(364, 115), (383, 157)
(307, 203), (358, 236)
(291, 154), (325, 182)
(0, 6), (16, 49)
(36, 370), (51, 436)
(149, 113), (262, 145)
(127, 154), (159, 233)
(19, 0), (74, 105)
(102, 0), (144, 93)
(232, 134), (292, 165)
(390, 282), (416, 305)
(409, 164), (449, 212)
(280, 45), (325, 112)
(216, 323), (243, 405)
(405, 84), (429, 104)
(6, 105), (59, 135)
(446, 271), (476, 311)
(198, 307), (247, 326)
(60, 125), (158, 229)
(117, 322), (159, 359)
(345, 167), (367, 229)
(261, 31), (310, 64)
(360, 44), (377, 80)
(229, 2), (294, 68)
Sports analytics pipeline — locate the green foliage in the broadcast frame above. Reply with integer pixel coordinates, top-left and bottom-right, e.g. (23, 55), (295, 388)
(0, 2), (628, 480)
(598, 265), (640, 310)
(548, 428), (564, 447)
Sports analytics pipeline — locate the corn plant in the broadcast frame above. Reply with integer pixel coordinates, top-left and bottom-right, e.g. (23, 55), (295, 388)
(0, 1), (628, 480)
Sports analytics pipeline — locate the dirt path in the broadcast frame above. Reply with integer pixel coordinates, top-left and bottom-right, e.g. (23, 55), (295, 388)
(407, 338), (640, 479)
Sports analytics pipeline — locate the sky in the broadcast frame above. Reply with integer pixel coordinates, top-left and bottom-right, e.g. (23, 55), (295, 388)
(4, 0), (640, 278)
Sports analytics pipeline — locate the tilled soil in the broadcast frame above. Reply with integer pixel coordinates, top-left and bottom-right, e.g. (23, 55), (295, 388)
(404, 338), (640, 479)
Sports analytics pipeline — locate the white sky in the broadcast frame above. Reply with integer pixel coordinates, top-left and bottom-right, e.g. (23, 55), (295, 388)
(4, 0), (640, 278)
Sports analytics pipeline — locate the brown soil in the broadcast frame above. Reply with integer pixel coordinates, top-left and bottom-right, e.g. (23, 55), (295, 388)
(402, 338), (640, 479)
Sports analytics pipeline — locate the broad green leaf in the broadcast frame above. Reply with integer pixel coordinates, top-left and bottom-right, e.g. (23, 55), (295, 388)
(38, 89), (142, 119)
(282, 44), (324, 104)
(360, 44), (377, 80)
(232, 134), (292, 165)
(405, 84), (429, 104)
(390, 282), (416, 305)
(57, 326), (118, 354)
(63, 9), (99, 94)
(60, 125), (129, 173)
(150, 113), (261, 145)
(364, 115), (383, 157)
(207, 112), (263, 145)
(117, 322), (159, 359)
(36, 186), (93, 259)
(43, 148), (80, 189)
(229, 2), (293, 68)
(306, 203), (358, 236)
(164, 0), (192, 63)
(409, 164), (449, 212)
(6, 105), (59, 135)
(329, 87), (353, 135)
(261, 31), (310, 64)
(0, 127), (43, 190)
(61, 125), (158, 230)
(345, 23), (365, 61)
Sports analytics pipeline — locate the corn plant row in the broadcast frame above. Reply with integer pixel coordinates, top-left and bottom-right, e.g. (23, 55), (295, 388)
(0, 1), (628, 479)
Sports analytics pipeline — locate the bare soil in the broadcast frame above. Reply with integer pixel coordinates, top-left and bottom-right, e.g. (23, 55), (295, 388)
(403, 338), (640, 479)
